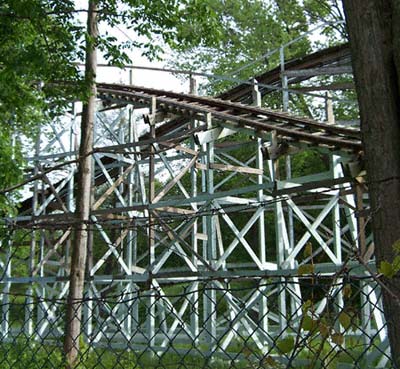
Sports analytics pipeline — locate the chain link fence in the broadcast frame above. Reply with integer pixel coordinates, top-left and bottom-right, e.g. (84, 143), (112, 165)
(0, 271), (394, 369)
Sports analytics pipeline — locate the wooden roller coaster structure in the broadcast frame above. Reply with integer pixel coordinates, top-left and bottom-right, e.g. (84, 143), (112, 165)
(0, 43), (389, 367)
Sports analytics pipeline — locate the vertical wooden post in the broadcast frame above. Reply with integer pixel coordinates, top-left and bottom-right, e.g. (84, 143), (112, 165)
(252, 79), (268, 337)
(64, 1), (98, 366)
(26, 132), (40, 336)
(276, 46), (287, 334)
(148, 97), (156, 349)
(204, 112), (217, 355)
(125, 69), (135, 336)
(189, 76), (200, 340)
(326, 93), (345, 335)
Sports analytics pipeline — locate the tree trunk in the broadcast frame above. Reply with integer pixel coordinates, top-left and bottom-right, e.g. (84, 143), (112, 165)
(63, 1), (98, 366)
(343, 0), (400, 366)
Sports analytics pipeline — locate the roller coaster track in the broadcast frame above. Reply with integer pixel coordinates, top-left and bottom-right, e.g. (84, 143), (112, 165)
(17, 44), (359, 214)
(97, 82), (361, 153)
(218, 43), (351, 102)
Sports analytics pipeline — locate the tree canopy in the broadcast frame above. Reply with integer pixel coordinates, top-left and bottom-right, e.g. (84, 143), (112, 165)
(171, 0), (347, 94)
(0, 0), (226, 215)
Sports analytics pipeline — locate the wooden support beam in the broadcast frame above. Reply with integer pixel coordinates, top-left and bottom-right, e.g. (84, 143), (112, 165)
(194, 127), (237, 145)
(292, 82), (355, 92)
(41, 171), (70, 213)
(195, 162), (262, 175)
(32, 229), (72, 276)
(153, 155), (198, 203)
(157, 206), (196, 215)
(283, 66), (353, 77)
(152, 210), (214, 271)
(159, 142), (198, 156)
(210, 163), (263, 175)
(93, 163), (135, 210)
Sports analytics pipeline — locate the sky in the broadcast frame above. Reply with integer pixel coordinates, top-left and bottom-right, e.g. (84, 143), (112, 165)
(95, 29), (186, 92)
(74, 0), (186, 92)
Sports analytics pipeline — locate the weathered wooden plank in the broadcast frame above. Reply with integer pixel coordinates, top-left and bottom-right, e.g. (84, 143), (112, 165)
(194, 126), (236, 145)
(196, 233), (208, 241)
(93, 163), (135, 210)
(292, 82), (355, 92)
(210, 163), (263, 175)
(195, 162), (207, 170)
(153, 155), (198, 203)
(157, 206), (196, 215)
(283, 66), (353, 77)
(33, 228), (72, 276)
(196, 162), (263, 175)
(159, 142), (198, 156)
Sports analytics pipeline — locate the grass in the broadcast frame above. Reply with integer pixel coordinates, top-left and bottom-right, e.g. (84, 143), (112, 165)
(0, 338), (391, 369)
(0, 340), (261, 369)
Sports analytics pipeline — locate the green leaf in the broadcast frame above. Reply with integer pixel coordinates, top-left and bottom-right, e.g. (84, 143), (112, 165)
(338, 312), (352, 331)
(343, 284), (352, 298)
(298, 264), (314, 275)
(242, 346), (252, 357)
(303, 242), (313, 257)
(302, 299), (313, 313)
(379, 260), (395, 278)
(331, 332), (344, 346)
(393, 239), (400, 253)
(319, 322), (330, 338)
(392, 256), (400, 274)
(276, 336), (295, 353)
(302, 315), (317, 332)
(262, 356), (277, 367)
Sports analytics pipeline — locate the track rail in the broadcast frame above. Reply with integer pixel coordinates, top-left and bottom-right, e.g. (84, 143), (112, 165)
(97, 83), (362, 153)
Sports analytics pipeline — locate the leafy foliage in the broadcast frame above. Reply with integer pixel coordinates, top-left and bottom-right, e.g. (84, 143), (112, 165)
(171, 0), (313, 95)
(0, 0), (225, 215)
(379, 240), (400, 278)
(0, 0), (82, 214)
